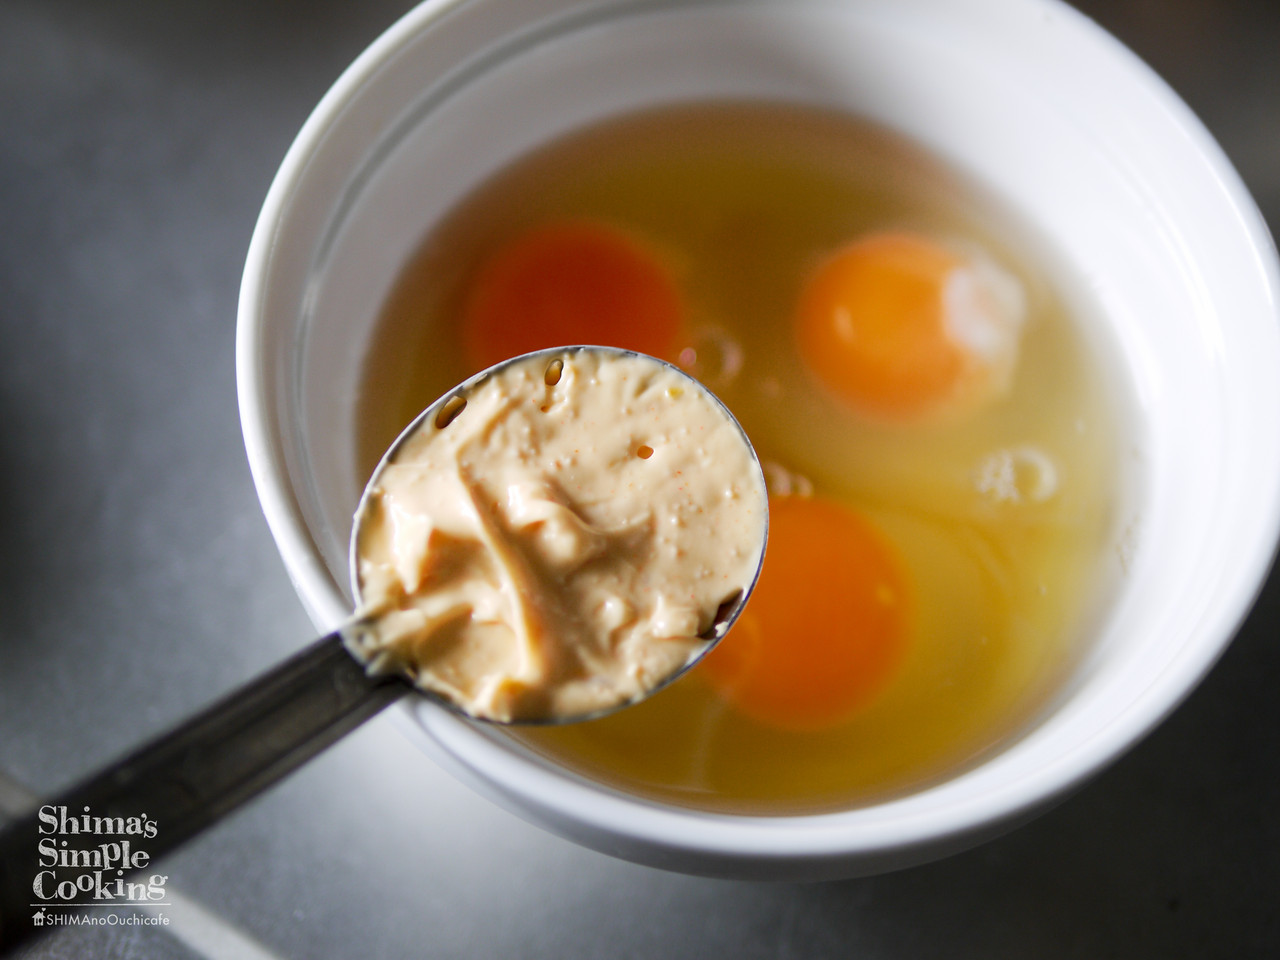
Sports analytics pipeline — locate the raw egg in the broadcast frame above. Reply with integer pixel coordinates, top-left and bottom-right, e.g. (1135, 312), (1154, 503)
(360, 103), (1125, 813)
(699, 494), (911, 731)
(795, 230), (1025, 423)
(462, 219), (683, 372)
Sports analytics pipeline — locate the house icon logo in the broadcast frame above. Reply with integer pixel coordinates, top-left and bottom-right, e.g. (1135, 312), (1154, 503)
(31, 908), (47, 927)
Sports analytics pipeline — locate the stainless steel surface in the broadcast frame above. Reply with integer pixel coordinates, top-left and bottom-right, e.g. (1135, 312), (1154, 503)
(0, 631), (403, 953)
(0, 344), (761, 950)
(1, 0), (1276, 956)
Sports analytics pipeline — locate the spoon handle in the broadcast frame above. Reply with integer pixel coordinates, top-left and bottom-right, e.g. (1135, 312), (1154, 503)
(0, 630), (405, 952)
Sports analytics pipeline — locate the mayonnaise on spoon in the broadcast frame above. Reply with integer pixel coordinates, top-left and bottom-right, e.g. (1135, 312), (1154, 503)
(346, 346), (768, 723)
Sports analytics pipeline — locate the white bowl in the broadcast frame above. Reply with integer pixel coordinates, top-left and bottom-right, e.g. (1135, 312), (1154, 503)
(237, 0), (1280, 879)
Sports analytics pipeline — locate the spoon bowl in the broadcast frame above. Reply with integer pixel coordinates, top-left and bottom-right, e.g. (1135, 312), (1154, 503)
(345, 344), (768, 726)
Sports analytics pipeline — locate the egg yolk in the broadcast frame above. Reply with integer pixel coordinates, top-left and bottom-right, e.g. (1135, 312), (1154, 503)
(462, 220), (683, 372)
(698, 494), (910, 731)
(795, 231), (1023, 422)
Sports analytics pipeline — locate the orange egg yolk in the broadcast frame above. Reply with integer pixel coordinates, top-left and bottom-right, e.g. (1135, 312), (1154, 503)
(462, 220), (683, 372)
(795, 231), (1022, 422)
(698, 494), (910, 731)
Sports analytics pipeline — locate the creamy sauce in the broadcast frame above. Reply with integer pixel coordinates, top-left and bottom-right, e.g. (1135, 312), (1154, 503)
(349, 349), (767, 723)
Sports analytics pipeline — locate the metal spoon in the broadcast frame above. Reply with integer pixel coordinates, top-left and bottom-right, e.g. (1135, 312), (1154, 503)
(0, 346), (765, 951)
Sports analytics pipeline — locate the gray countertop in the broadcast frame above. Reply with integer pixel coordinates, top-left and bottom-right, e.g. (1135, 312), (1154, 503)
(1, 1), (1277, 957)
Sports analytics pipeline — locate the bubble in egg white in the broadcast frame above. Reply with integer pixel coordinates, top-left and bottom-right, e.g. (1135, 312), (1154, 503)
(974, 446), (1059, 504)
(677, 326), (745, 387)
(762, 461), (814, 499)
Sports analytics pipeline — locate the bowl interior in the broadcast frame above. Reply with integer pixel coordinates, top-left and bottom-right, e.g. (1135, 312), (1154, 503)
(238, 0), (1280, 876)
